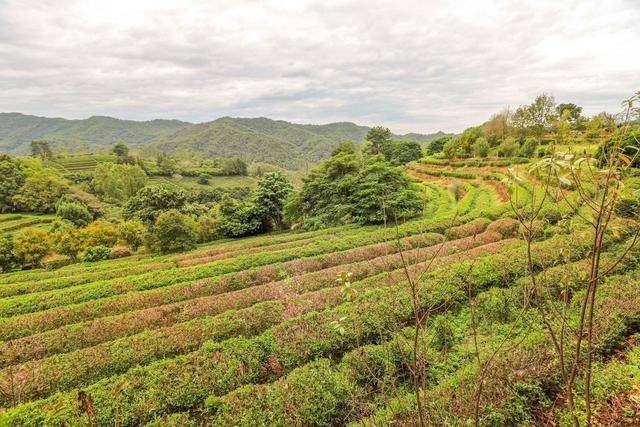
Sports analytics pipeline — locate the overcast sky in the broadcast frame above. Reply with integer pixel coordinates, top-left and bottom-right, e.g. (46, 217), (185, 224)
(1, 0), (638, 133)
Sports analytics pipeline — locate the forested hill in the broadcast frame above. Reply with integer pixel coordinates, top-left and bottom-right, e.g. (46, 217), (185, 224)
(0, 113), (188, 153)
(0, 113), (448, 169)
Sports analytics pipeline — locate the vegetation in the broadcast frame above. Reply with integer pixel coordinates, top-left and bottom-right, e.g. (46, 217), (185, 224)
(0, 92), (639, 426)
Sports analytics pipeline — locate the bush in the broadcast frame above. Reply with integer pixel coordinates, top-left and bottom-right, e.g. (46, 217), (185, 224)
(197, 173), (211, 185)
(197, 216), (221, 243)
(12, 228), (52, 267)
(248, 162), (282, 177)
(0, 234), (17, 272)
(519, 137), (539, 158)
(151, 209), (198, 253)
(118, 220), (146, 251)
(82, 245), (112, 262)
(108, 246), (132, 259)
(82, 220), (119, 248)
(11, 172), (68, 213)
(473, 137), (490, 158)
(497, 137), (520, 158)
(123, 184), (187, 224)
(55, 198), (92, 227)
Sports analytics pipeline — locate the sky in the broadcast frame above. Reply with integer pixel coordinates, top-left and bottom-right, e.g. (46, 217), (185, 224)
(0, 0), (639, 134)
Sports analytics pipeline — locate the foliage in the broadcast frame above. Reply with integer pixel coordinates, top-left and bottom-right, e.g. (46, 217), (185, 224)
(11, 172), (68, 213)
(118, 220), (146, 251)
(248, 162), (283, 177)
(331, 141), (358, 156)
(81, 220), (119, 248)
(53, 226), (84, 260)
(151, 209), (198, 253)
(519, 137), (539, 158)
(112, 142), (135, 164)
(197, 216), (221, 243)
(473, 137), (490, 158)
(92, 162), (148, 201)
(0, 234), (17, 272)
(363, 126), (392, 156)
(250, 172), (294, 230)
(123, 183), (187, 223)
(426, 135), (453, 155)
(286, 152), (421, 228)
(388, 140), (423, 165)
(197, 173), (211, 185)
(442, 139), (458, 159)
(82, 245), (112, 262)
(595, 129), (640, 168)
(0, 154), (26, 212)
(55, 196), (92, 227)
(497, 137), (520, 157)
(30, 140), (53, 160)
(12, 228), (52, 267)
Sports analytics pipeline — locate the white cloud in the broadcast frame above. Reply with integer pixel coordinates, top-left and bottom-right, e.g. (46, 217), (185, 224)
(0, 0), (638, 133)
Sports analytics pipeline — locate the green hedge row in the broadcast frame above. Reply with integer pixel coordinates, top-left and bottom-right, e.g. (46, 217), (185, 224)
(0, 230), (606, 425)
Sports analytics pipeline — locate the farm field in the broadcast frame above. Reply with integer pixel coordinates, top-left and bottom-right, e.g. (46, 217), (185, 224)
(0, 214), (56, 236)
(48, 153), (117, 174)
(148, 174), (257, 190)
(0, 155), (637, 426)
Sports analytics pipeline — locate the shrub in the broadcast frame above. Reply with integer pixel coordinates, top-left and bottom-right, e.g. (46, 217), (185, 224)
(53, 226), (84, 260)
(151, 209), (198, 253)
(55, 198), (92, 227)
(497, 137), (520, 158)
(473, 137), (490, 158)
(11, 172), (68, 213)
(118, 220), (146, 251)
(197, 216), (221, 243)
(197, 173), (211, 185)
(123, 184), (187, 223)
(0, 234), (17, 272)
(12, 228), (52, 267)
(82, 220), (118, 248)
(82, 245), (112, 262)
(519, 137), (539, 158)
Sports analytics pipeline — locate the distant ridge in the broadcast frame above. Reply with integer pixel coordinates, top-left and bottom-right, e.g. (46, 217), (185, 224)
(0, 112), (449, 169)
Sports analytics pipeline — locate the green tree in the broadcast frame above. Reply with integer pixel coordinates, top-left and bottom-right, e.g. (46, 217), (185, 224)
(512, 94), (557, 140)
(151, 209), (198, 253)
(118, 220), (146, 251)
(0, 154), (26, 212)
(13, 228), (52, 267)
(92, 163), (148, 202)
(556, 103), (583, 125)
(56, 196), (92, 227)
(497, 137), (520, 157)
(0, 234), (18, 272)
(426, 135), (453, 155)
(331, 141), (357, 157)
(156, 152), (177, 176)
(472, 137), (490, 158)
(457, 127), (482, 157)
(251, 172), (294, 230)
(364, 126), (392, 156)
(388, 140), (422, 165)
(81, 219), (119, 248)
(519, 137), (539, 158)
(442, 139), (458, 159)
(123, 184), (187, 223)
(30, 140), (53, 160)
(113, 143), (135, 164)
(11, 172), (68, 213)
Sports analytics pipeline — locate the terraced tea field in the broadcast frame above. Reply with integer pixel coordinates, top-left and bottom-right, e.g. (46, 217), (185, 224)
(0, 214), (56, 236)
(0, 158), (638, 426)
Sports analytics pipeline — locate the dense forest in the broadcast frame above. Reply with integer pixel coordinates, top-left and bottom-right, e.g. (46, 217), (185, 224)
(0, 91), (639, 426)
(0, 113), (447, 169)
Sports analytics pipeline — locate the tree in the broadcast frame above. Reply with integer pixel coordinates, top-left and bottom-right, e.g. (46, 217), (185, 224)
(251, 172), (294, 230)
(81, 220), (119, 248)
(426, 135), (453, 155)
(30, 140), (53, 160)
(56, 196), (92, 227)
(156, 152), (177, 176)
(220, 157), (248, 176)
(555, 109), (572, 143)
(54, 226), (84, 260)
(0, 154), (26, 212)
(457, 127), (482, 157)
(11, 172), (68, 213)
(0, 234), (18, 272)
(388, 140), (422, 165)
(13, 228), (52, 267)
(556, 103), (583, 125)
(197, 173), (211, 185)
(472, 137), (490, 158)
(331, 141), (357, 157)
(481, 110), (512, 145)
(519, 137), (539, 158)
(512, 94), (557, 140)
(285, 152), (422, 228)
(497, 137), (519, 157)
(442, 139), (458, 159)
(92, 163), (148, 202)
(118, 220), (146, 251)
(82, 246), (112, 262)
(151, 209), (198, 253)
(123, 184), (187, 223)
(364, 126), (392, 156)
(113, 143), (135, 164)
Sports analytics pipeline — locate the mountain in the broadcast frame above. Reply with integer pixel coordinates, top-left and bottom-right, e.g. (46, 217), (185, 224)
(0, 113), (189, 153)
(0, 113), (449, 169)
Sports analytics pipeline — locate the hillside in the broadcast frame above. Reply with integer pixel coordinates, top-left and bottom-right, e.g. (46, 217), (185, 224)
(1, 153), (638, 425)
(0, 113), (447, 169)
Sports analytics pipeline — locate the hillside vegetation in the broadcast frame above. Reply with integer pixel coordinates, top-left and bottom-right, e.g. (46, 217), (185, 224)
(0, 92), (639, 426)
(0, 113), (446, 169)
